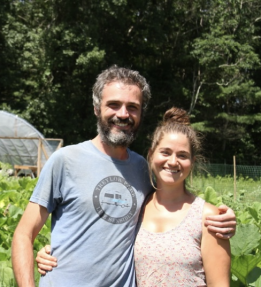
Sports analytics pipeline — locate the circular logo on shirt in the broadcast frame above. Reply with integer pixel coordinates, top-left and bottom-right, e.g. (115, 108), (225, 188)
(93, 176), (137, 224)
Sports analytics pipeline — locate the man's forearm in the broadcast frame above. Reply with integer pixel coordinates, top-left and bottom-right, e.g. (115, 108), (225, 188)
(12, 233), (35, 287)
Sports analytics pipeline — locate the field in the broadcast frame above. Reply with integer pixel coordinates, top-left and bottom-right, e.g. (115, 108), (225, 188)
(190, 174), (261, 205)
(0, 163), (261, 286)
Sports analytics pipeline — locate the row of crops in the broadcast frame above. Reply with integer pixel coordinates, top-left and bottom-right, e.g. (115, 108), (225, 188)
(0, 162), (261, 286)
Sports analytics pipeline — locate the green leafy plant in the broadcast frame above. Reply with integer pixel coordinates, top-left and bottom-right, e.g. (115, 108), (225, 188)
(198, 186), (261, 286)
(0, 165), (50, 286)
(1, 162), (261, 286)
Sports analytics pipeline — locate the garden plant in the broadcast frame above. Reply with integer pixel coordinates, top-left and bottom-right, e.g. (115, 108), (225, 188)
(0, 162), (261, 286)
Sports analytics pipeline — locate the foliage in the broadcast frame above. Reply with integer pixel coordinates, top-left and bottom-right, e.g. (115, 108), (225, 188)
(0, 167), (50, 286)
(0, 0), (261, 163)
(198, 186), (261, 286)
(190, 0), (261, 162)
(0, 162), (261, 286)
(190, 174), (261, 204)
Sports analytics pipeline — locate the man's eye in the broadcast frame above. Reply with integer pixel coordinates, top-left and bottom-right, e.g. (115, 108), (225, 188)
(179, 154), (188, 159)
(108, 103), (118, 108)
(128, 105), (138, 111)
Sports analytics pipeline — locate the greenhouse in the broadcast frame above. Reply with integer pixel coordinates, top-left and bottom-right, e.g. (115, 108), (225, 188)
(0, 111), (63, 177)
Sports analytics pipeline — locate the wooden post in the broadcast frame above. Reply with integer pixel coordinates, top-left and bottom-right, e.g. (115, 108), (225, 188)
(0, 137), (63, 177)
(233, 155), (237, 200)
(37, 138), (42, 177)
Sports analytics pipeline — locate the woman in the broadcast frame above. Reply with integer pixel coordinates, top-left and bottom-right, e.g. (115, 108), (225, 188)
(36, 107), (231, 286)
(134, 107), (230, 286)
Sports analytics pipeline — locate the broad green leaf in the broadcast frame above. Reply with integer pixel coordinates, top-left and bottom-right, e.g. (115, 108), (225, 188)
(251, 202), (261, 220)
(237, 211), (256, 224)
(0, 180), (20, 191)
(247, 207), (260, 222)
(0, 217), (7, 228)
(8, 205), (24, 218)
(45, 216), (51, 229)
(231, 254), (261, 285)
(247, 267), (261, 287)
(203, 186), (219, 205)
(0, 181), (8, 191)
(3, 190), (21, 203)
(0, 263), (16, 286)
(0, 247), (9, 261)
(231, 224), (261, 256)
(230, 278), (243, 287)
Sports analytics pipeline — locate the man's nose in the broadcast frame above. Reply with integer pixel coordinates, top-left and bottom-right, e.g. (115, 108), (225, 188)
(116, 105), (129, 119)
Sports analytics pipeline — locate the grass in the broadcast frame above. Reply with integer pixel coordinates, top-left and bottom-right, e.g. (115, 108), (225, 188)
(189, 174), (261, 204)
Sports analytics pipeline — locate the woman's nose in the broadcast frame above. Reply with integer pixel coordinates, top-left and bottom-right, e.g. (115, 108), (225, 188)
(168, 155), (178, 165)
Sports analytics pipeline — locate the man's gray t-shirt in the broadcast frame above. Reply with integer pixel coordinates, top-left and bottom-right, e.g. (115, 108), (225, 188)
(30, 141), (151, 287)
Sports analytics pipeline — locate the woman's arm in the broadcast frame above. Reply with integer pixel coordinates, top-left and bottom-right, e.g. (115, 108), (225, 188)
(201, 203), (231, 287)
(36, 245), (57, 275)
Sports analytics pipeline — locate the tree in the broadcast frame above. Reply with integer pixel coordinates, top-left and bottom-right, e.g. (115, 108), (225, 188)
(0, 0), (261, 163)
(190, 0), (261, 162)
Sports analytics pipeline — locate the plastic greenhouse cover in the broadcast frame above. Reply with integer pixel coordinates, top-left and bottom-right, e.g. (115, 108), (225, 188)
(0, 110), (53, 167)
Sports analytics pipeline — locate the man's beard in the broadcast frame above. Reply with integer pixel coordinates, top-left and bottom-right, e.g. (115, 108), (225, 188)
(97, 115), (139, 148)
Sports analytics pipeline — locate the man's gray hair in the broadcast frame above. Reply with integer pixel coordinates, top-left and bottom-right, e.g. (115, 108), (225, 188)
(92, 65), (151, 114)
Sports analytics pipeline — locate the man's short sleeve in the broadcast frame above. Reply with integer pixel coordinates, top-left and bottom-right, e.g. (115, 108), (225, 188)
(30, 149), (66, 213)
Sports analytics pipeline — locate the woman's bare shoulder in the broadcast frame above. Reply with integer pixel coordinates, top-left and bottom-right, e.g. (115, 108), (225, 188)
(202, 201), (219, 218)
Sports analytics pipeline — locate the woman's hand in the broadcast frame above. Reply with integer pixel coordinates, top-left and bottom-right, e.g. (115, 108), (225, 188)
(36, 245), (57, 275)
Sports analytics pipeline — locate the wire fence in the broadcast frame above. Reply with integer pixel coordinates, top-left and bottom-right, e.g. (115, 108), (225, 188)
(191, 162), (261, 204)
(201, 163), (261, 180)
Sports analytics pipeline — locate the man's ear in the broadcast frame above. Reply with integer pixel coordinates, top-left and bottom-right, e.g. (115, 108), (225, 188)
(94, 107), (99, 116)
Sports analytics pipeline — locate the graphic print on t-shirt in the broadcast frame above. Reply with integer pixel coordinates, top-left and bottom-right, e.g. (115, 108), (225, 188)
(93, 176), (137, 224)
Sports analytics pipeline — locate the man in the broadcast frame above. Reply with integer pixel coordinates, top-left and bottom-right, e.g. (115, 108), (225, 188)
(12, 65), (236, 287)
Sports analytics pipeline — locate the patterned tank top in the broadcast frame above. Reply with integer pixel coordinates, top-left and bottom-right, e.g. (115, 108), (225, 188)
(134, 196), (206, 287)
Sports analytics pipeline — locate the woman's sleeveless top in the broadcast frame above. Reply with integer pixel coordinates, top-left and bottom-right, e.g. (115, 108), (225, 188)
(134, 196), (206, 287)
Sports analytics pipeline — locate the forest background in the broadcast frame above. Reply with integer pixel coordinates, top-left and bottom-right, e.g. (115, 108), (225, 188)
(1, 2), (261, 286)
(0, 0), (261, 164)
